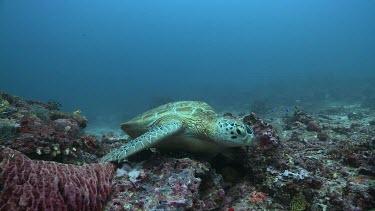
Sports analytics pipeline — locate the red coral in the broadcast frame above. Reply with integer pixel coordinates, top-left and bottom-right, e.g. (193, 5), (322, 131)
(0, 147), (116, 210)
(19, 117), (35, 133)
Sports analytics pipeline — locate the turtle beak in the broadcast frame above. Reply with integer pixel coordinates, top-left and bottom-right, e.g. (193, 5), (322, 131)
(245, 134), (254, 145)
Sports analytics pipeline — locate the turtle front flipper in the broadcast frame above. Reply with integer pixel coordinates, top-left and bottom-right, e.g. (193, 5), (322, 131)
(99, 120), (183, 163)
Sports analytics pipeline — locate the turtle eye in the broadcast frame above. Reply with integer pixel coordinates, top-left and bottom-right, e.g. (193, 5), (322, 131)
(246, 125), (253, 135)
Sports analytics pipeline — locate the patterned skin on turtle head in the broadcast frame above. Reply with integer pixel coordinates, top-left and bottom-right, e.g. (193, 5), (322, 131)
(214, 117), (254, 146)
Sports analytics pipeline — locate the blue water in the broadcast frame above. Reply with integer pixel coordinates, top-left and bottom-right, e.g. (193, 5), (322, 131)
(1, 0), (374, 126)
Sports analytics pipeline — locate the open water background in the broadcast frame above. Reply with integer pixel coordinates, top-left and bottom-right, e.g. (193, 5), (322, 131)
(1, 0), (374, 126)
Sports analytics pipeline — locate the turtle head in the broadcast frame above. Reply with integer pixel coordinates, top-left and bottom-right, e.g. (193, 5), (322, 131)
(213, 117), (254, 146)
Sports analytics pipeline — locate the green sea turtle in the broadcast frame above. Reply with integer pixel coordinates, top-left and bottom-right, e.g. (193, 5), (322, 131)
(99, 101), (254, 163)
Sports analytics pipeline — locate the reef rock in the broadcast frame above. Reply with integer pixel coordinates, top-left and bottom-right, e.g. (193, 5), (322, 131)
(105, 154), (225, 210)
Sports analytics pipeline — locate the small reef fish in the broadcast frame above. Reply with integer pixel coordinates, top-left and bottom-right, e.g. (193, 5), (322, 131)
(73, 110), (82, 115)
(271, 107), (292, 113)
(0, 99), (9, 112)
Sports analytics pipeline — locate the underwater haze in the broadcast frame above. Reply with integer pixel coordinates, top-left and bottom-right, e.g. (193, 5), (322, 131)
(1, 0), (374, 127)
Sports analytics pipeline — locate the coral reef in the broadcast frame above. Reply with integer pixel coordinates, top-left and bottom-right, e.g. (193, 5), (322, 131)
(254, 103), (375, 210)
(0, 92), (104, 164)
(207, 106), (373, 210)
(102, 105), (374, 210)
(0, 147), (115, 210)
(0, 118), (19, 143)
(106, 155), (225, 210)
(0, 91), (374, 210)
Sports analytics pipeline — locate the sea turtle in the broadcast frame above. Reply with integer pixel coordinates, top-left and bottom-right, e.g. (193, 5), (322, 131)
(99, 101), (254, 163)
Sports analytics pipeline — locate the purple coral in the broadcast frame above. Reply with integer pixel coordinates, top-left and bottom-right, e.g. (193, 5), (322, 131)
(0, 147), (115, 210)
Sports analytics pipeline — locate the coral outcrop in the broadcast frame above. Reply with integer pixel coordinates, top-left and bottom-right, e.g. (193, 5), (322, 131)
(254, 103), (375, 210)
(0, 92), (105, 164)
(105, 155), (225, 210)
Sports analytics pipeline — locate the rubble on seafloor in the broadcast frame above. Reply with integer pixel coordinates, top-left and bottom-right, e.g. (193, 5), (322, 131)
(0, 91), (374, 210)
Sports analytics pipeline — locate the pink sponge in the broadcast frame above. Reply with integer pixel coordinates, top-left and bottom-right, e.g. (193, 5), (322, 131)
(0, 147), (115, 210)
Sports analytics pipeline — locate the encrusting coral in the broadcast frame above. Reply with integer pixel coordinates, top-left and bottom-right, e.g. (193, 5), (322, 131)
(106, 155), (225, 210)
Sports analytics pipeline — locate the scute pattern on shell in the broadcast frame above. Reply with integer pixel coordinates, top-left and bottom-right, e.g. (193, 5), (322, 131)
(121, 101), (218, 143)
(126, 101), (217, 127)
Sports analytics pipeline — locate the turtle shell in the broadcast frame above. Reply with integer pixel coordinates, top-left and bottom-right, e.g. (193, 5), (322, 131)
(121, 101), (217, 138)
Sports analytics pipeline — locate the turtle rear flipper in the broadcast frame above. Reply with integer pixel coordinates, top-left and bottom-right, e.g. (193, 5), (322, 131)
(99, 120), (182, 163)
